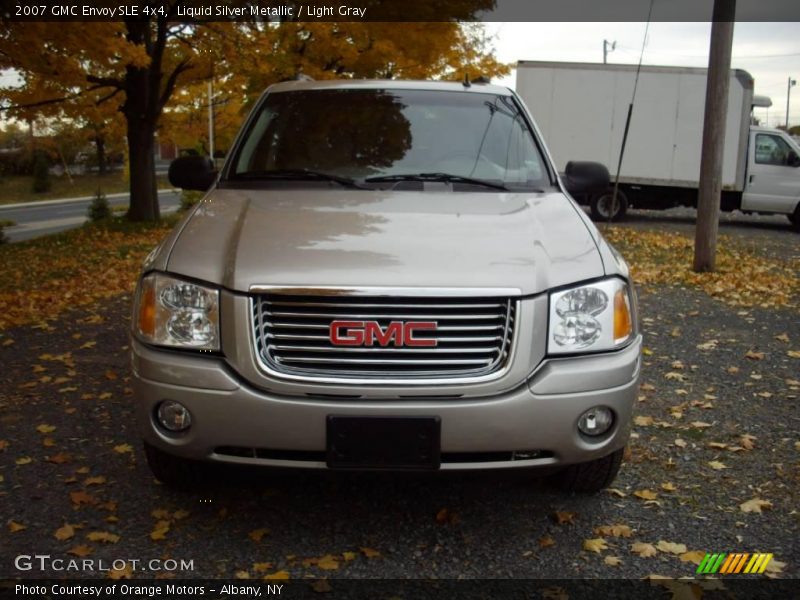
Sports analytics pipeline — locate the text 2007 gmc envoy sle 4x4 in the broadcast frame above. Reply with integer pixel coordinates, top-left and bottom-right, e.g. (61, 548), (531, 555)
(131, 79), (641, 492)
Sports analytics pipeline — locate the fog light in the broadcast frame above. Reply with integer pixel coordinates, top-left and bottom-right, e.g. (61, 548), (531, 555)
(156, 401), (192, 432)
(577, 406), (614, 436)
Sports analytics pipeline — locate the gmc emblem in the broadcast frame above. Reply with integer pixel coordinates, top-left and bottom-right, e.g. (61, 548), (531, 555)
(329, 320), (438, 347)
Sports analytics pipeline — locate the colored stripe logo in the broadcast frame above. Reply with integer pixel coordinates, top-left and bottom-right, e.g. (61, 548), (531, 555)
(696, 552), (773, 574)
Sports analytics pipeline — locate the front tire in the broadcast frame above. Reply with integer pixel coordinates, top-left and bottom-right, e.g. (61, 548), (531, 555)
(553, 447), (624, 493)
(590, 189), (628, 222)
(144, 443), (208, 488)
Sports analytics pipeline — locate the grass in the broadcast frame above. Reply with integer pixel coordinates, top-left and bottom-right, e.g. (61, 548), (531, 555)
(0, 214), (180, 330)
(0, 172), (172, 205)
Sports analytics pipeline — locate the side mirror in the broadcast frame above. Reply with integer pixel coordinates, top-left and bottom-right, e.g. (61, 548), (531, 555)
(168, 156), (217, 191)
(563, 161), (611, 196)
(787, 150), (800, 167)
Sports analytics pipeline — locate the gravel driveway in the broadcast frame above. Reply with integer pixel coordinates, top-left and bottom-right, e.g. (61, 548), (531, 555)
(1, 210), (797, 583)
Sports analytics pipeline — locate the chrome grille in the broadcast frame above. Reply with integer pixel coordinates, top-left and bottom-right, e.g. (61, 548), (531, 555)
(252, 294), (516, 381)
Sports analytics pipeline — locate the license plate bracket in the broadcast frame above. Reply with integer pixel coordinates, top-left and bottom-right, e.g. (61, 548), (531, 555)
(326, 416), (441, 470)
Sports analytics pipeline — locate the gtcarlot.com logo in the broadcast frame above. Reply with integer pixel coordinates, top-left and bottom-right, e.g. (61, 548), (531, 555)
(14, 554), (194, 573)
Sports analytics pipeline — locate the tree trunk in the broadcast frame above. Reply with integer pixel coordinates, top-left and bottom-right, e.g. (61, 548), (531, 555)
(125, 116), (159, 221)
(94, 135), (107, 175)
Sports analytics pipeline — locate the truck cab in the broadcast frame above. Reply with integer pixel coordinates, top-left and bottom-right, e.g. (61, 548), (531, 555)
(742, 126), (800, 224)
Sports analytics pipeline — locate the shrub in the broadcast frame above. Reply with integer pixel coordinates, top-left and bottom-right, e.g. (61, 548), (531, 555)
(32, 151), (51, 193)
(180, 189), (204, 211)
(87, 189), (111, 221)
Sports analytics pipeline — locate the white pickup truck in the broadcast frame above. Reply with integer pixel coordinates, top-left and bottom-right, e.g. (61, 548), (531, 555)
(517, 61), (800, 229)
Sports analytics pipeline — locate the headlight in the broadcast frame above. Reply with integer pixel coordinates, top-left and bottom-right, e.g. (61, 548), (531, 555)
(133, 273), (220, 351)
(548, 278), (634, 355)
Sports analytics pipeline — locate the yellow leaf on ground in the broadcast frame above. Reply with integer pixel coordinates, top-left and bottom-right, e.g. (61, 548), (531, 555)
(15, 457), (33, 465)
(594, 524), (633, 538)
(604, 556), (623, 566)
(69, 490), (97, 506)
(786, 350), (800, 358)
(151, 508), (170, 520)
(84, 476), (106, 485)
(551, 511), (577, 525)
(173, 509), (190, 520)
(67, 545), (93, 557)
(8, 521), (26, 533)
(765, 560), (786, 574)
(54, 524), (76, 541)
(679, 550), (706, 564)
(739, 498), (772, 513)
(234, 571), (250, 579)
(538, 535), (555, 548)
(708, 461), (728, 470)
(252, 562), (273, 573)
(113, 444), (132, 454)
(150, 521), (170, 541)
(745, 350), (765, 360)
(107, 563), (132, 579)
(661, 482), (677, 492)
(316, 555), (339, 571)
(86, 531), (120, 543)
(582, 538), (608, 553)
(311, 579), (332, 593)
(634, 415), (654, 426)
(633, 489), (658, 501)
(360, 547), (381, 558)
(656, 540), (687, 554)
(674, 438), (687, 448)
(606, 488), (627, 497)
(36, 424), (56, 434)
(249, 528), (269, 542)
(263, 570), (290, 581)
(690, 421), (713, 429)
(342, 552), (357, 561)
(631, 542), (658, 557)
(80, 341), (97, 349)
(739, 434), (756, 450)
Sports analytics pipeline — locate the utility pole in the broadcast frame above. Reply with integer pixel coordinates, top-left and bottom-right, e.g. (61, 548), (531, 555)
(207, 78), (215, 161)
(603, 39), (616, 64)
(787, 76), (796, 129)
(694, 0), (735, 273)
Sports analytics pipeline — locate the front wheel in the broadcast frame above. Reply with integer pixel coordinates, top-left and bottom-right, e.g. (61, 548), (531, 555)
(553, 447), (624, 493)
(590, 189), (628, 222)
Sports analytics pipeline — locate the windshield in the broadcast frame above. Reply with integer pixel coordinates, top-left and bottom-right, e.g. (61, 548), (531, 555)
(229, 88), (552, 190)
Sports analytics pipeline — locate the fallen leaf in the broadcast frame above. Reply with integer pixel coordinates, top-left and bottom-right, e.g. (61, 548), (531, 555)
(690, 421), (712, 429)
(316, 555), (339, 571)
(551, 511), (577, 525)
(15, 457), (33, 465)
(583, 538), (608, 553)
(8, 521), (26, 533)
(707, 442), (728, 450)
(46, 453), (71, 464)
(86, 531), (120, 543)
(765, 560), (786, 574)
(739, 434), (756, 450)
(360, 547), (381, 558)
(151, 508), (171, 520)
(634, 415), (654, 427)
(656, 540), (687, 554)
(84, 476), (106, 486)
(631, 542), (658, 557)
(67, 545), (93, 557)
(234, 571), (250, 579)
(69, 490), (97, 507)
(252, 562), (274, 573)
(107, 563), (132, 579)
(745, 350), (765, 360)
(774, 333), (789, 343)
(263, 570), (290, 581)
(150, 521), (170, 541)
(679, 550), (706, 564)
(80, 341), (97, 349)
(674, 438), (687, 448)
(36, 424), (56, 434)
(633, 489), (658, 501)
(54, 524), (76, 541)
(104, 370), (118, 380)
(538, 535), (556, 548)
(0, 440), (9, 450)
(707, 460), (728, 470)
(739, 498), (772, 513)
(311, 580), (332, 593)
(604, 556), (623, 566)
(173, 509), (190, 520)
(661, 482), (677, 492)
(249, 528), (269, 542)
(112, 444), (132, 454)
(787, 350), (800, 359)
(606, 488), (627, 498)
(594, 524), (633, 538)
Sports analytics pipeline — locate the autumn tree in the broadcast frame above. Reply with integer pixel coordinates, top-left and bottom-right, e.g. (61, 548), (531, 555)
(1, 5), (506, 221)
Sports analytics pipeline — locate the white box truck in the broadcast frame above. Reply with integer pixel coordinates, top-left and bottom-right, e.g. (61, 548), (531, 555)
(516, 61), (800, 229)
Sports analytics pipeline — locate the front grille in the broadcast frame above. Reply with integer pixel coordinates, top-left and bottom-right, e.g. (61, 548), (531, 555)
(251, 294), (516, 381)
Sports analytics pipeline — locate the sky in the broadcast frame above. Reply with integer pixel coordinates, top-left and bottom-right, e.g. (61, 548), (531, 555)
(486, 22), (800, 128)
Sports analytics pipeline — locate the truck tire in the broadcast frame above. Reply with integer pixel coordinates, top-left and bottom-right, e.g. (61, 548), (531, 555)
(553, 447), (624, 493)
(789, 204), (800, 232)
(590, 189), (628, 222)
(144, 443), (208, 488)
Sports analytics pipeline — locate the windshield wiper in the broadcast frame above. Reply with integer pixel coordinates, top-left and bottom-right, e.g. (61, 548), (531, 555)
(232, 169), (366, 189)
(365, 172), (509, 191)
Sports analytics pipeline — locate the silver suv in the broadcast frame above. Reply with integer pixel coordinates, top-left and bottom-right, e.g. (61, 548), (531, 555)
(132, 79), (641, 492)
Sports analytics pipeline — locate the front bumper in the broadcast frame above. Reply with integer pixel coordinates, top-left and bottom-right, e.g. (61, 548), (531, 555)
(131, 336), (641, 471)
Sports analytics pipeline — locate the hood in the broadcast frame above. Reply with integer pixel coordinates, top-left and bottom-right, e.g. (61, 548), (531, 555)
(164, 188), (605, 296)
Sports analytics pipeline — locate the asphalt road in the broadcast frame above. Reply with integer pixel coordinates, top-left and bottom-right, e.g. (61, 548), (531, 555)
(0, 212), (797, 586)
(0, 190), (181, 242)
